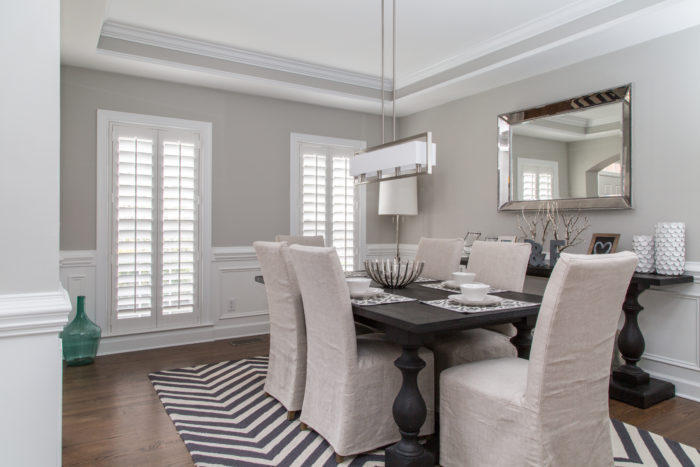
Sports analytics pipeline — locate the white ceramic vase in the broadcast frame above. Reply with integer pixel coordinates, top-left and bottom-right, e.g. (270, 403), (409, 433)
(632, 235), (655, 273)
(654, 222), (685, 275)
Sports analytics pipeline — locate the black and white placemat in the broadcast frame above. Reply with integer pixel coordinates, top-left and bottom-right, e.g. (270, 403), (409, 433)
(351, 293), (416, 306)
(422, 297), (538, 313)
(420, 282), (506, 294)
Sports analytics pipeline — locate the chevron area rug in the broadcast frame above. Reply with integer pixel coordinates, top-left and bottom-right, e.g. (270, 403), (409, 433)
(150, 357), (700, 467)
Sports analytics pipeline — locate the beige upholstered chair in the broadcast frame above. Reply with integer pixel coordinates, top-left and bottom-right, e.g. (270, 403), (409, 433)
(428, 241), (531, 381)
(440, 251), (637, 467)
(288, 245), (435, 458)
(253, 241), (306, 419)
(413, 237), (463, 280)
(274, 234), (325, 246)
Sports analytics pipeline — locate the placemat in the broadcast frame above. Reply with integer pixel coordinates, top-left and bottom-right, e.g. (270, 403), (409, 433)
(422, 297), (538, 313)
(420, 282), (506, 294)
(351, 292), (417, 306)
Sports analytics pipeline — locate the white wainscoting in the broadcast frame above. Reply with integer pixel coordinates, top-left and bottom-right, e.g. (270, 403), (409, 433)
(60, 248), (269, 355)
(60, 245), (700, 402)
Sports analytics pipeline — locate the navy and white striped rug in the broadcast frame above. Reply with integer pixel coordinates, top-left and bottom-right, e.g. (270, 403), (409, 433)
(150, 357), (700, 466)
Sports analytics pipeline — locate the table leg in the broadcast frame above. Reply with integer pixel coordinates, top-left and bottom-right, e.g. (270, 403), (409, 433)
(609, 282), (675, 408)
(511, 317), (536, 359)
(385, 344), (434, 467)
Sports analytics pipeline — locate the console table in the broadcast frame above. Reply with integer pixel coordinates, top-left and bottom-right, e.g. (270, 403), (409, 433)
(528, 266), (693, 408)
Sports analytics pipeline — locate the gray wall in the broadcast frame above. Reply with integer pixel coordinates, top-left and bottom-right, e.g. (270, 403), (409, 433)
(398, 25), (700, 259)
(567, 136), (621, 197)
(60, 66), (385, 249)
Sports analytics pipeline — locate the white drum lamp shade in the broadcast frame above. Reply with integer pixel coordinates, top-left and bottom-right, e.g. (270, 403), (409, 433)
(378, 177), (418, 216)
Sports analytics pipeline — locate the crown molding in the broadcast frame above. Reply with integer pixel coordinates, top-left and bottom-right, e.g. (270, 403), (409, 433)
(100, 21), (392, 92)
(401, 0), (639, 86)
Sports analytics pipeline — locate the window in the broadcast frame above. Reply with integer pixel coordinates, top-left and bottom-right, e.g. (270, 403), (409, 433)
(97, 111), (212, 335)
(517, 158), (559, 201)
(290, 133), (366, 271)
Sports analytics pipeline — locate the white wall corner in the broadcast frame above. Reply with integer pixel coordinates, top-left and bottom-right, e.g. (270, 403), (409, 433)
(0, 287), (72, 337)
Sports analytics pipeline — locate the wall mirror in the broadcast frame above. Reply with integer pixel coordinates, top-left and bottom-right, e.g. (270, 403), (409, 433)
(497, 84), (631, 211)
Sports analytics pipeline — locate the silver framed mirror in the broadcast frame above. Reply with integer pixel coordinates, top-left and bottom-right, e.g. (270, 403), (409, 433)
(497, 84), (631, 211)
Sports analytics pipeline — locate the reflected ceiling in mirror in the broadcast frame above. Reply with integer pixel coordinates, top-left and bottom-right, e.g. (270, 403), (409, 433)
(498, 85), (631, 211)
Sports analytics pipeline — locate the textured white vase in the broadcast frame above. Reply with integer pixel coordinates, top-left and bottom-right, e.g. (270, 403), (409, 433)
(632, 235), (655, 273)
(654, 222), (685, 275)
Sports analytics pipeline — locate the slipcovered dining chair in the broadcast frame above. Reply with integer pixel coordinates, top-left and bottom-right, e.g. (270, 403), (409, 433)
(413, 237), (463, 280)
(440, 251), (637, 467)
(274, 234), (325, 246)
(288, 245), (435, 459)
(253, 241), (306, 420)
(428, 241), (531, 381)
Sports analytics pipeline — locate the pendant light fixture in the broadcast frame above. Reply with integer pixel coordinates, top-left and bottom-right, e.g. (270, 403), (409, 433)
(349, 0), (436, 184)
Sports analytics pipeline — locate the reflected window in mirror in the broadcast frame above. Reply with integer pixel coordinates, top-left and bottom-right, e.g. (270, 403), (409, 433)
(498, 85), (631, 211)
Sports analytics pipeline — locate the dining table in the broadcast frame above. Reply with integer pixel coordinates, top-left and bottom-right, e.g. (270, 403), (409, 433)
(350, 279), (541, 467)
(255, 274), (542, 467)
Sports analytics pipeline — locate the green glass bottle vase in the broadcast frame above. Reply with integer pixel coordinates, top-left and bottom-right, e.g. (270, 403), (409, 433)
(60, 295), (102, 366)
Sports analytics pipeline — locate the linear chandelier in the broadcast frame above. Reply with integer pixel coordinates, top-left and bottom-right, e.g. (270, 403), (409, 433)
(349, 0), (436, 184)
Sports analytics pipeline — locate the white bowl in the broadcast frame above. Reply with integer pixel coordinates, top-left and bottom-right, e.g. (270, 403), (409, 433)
(459, 282), (489, 302)
(451, 271), (476, 285)
(346, 277), (371, 295)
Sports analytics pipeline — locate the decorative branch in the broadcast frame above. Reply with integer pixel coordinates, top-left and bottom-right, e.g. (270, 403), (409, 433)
(517, 201), (589, 253)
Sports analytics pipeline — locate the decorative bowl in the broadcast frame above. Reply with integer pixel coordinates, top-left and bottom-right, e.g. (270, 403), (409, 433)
(364, 259), (424, 289)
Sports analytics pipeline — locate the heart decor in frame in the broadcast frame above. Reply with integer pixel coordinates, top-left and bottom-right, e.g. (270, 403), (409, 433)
(587, 233), (620, 254)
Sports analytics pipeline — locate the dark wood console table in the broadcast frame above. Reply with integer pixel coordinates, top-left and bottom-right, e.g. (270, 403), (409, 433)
(527, 266), (694, 408)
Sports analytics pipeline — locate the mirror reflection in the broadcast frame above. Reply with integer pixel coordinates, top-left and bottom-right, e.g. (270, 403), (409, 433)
(498, 85), (631, 211)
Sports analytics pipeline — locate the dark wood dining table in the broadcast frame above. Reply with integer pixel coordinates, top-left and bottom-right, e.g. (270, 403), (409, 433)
(351, 281), (541, 467)
(255, 275), (542, 467)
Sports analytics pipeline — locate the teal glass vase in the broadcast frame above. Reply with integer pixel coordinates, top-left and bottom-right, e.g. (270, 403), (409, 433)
(60, 296), (102, 366)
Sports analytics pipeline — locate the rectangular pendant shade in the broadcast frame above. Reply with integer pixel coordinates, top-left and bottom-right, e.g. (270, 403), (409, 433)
(349, 132), (436, 184)
(378, 176), (418, 216)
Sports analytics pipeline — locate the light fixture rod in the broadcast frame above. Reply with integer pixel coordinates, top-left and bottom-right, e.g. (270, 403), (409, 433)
(392, 0), (396, 142)
(381, 0), (385, 144)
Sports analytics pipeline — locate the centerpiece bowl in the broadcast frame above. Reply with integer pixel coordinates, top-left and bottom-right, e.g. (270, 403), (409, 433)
(364, 258), (424, 289)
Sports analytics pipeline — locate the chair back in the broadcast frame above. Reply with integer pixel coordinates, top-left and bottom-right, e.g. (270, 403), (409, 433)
(466, 240), (531, 292)
(275, 235), (325, 247)
(414, 237), (463, 280)
(253, 241), (306, 409)
(288, 245), (358, 367)
(525, 252), (637, 451)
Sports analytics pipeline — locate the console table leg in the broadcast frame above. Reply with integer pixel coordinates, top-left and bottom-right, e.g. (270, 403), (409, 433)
(385, 345), (433, 467)
(614, 283), (650, 385)
(610, 281), (675, 408)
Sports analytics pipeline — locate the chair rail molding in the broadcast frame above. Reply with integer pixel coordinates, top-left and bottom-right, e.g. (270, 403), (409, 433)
(60, 248), (269, 355)
(0, 288), (71, 338)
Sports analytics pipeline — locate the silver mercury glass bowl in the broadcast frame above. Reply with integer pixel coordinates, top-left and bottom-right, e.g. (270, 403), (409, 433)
(364, 259), (424, 288)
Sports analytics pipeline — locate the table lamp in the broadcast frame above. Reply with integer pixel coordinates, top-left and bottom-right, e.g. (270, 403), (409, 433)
(378, 177), (418, 262)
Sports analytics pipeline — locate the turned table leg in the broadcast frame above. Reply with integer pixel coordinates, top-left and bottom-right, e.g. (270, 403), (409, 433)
(511, 316), (536, 359)
(609, 281), (675, 408)
(385, 344), (433, 467)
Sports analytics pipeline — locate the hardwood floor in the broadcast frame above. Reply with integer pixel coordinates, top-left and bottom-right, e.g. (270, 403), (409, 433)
(63, 336), (700, 466)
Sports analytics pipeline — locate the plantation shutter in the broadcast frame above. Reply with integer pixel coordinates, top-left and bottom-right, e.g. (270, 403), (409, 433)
(160, 130), (199, 316)
(331, 153), (354, 271)
(111, 124), (200, 329)
(113, 125), (156, 320)
(299, 143), (356, 271)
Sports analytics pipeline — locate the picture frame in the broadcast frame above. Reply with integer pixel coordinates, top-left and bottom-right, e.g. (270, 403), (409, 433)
(587, 233), (620, 254)
(497, 235), (516, 242)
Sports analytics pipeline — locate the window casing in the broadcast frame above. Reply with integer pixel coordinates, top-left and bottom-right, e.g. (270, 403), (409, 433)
(290, 134), (366, 271)
(97, 111), (212, 336)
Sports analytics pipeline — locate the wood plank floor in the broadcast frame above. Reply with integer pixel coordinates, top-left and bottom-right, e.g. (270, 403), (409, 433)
(63, 335), (700, 466)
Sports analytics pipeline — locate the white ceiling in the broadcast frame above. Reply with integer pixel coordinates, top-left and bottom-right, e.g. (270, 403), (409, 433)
(61, 0), (700, 116)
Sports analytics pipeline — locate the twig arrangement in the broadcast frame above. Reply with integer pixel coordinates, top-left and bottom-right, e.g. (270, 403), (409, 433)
(518, 201), (590, 253)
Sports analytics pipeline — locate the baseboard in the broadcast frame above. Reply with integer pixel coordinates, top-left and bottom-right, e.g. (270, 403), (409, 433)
(0, 287), (71, 337)
(96, 319), (270, 356)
